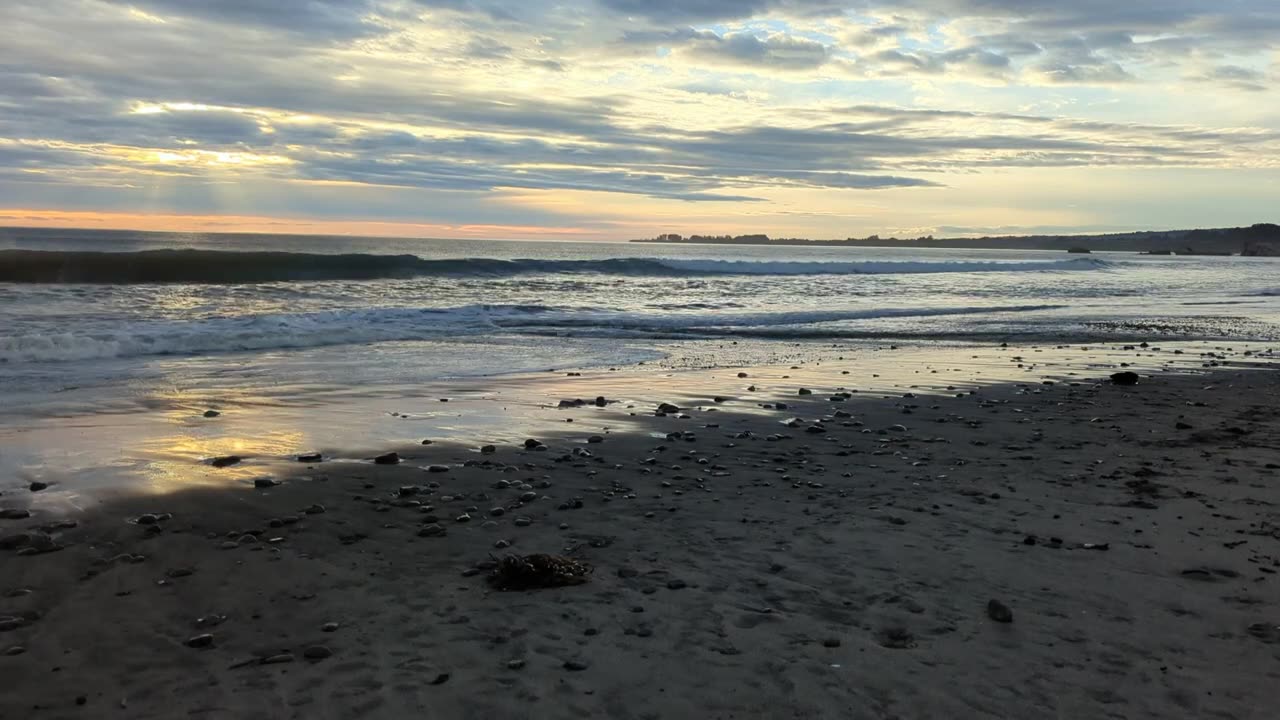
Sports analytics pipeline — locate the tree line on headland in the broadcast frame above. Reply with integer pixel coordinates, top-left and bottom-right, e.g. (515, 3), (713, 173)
(633, 224), (1280, 255)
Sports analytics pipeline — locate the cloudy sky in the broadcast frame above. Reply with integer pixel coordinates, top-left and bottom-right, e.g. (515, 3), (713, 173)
(2, 0), (1278, 239)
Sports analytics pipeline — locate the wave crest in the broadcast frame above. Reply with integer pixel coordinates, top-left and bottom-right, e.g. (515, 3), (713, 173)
(0, 249), (1112, 284)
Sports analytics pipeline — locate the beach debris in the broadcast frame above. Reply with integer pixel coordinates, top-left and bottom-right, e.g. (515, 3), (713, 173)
(488, 553), (592, 591)
(987, 599), (1014, 623)
(373, 452), (400, 465)
(209, 455), (241, 468)
(1110, 371), (1140, 386)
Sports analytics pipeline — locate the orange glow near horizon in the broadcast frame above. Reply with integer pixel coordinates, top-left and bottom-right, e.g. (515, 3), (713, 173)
(0, 209), (608, 241)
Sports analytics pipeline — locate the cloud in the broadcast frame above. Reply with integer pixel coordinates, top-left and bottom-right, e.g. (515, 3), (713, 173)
(2, 0), (1279, 237)
(1188, 64), (1270, 92)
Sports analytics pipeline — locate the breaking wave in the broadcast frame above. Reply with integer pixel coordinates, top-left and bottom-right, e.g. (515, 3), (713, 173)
(0, 303), (1064, 363)
(0, 249), (1113, 284)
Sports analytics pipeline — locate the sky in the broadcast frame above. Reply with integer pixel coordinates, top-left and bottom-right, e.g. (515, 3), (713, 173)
(2, 0), (1279, 240)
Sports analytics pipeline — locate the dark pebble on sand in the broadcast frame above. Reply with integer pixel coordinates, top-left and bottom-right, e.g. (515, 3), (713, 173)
(419, 524), (447, 537)
(430, 673), (450, 685)
(303, 645), (332, 660)
(254, 478), (280, 489)
(28, 482), (48, 492)
(185, 634), (215, 649)
(987, 599), (1013, 623)
(563, 659), (590, 671)
(297, 453), (323, 463)
(1110, 371), (1140, 386)
(210, 456), (241, 468)
(203, 410), (220, 418)
(666, 579), (688, 590)
(374, 452), (400, 465)
(0, 509), (31, 520)
(428, 465), (450, 473)
(822, 637), (841, 648)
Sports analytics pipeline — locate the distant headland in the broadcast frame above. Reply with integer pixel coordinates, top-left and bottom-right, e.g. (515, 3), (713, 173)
(632, 224), (1280, 256)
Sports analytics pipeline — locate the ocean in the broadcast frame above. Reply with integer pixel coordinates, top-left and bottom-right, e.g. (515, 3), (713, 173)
(3, 226), (1279, 496)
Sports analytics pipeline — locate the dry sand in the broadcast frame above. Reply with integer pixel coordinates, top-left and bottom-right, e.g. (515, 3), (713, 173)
(2, 347), (1279, 719)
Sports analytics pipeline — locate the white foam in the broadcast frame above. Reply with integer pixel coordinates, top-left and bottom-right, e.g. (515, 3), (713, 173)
(653, 257), (1111, 275)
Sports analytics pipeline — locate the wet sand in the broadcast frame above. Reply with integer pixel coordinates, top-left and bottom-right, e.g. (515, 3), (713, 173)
(2, 345), (1279, 719)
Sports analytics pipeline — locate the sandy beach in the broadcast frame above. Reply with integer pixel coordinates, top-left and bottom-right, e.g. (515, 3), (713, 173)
(2, 344), (1278, 719)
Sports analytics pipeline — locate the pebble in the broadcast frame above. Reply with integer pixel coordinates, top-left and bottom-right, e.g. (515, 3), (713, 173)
(3, 646), (24, 656)
(261, 653), (295, 665)
(507, 659), (526, 670)
(822, 637), (841, 648)
(588, 435), (604, 444)
(488, 507), (505, 517)
(321, 622), (340, 632)
(303, 645), (332, 660)
(210, 455), (242, 468)
(28, 482), (48, 492)
(987, 599), (1014, 623)
(513, 517), (532, 527)
(0, 509), (32, 520)
(419, 524), (447, 537)
(374, 452), (401, 465)
(427, 465), (450, 473)
(563, 659), (590, 671)
(185, 634), (215, 649)
(253, 478), (280, 489)
(297, 453), (323, 463)
(203, 410), (221, 418)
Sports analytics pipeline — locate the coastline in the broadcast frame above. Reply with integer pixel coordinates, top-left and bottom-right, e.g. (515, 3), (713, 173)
(3, 344), (1279, 718)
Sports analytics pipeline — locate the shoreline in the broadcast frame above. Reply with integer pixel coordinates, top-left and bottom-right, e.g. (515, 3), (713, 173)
(5, 338), (1278, 500)
(3, 347), (1279, 718)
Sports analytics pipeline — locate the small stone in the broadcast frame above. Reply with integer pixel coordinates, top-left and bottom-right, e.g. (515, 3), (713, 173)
(427, 465), (450, 473)
(28, 482), (48, 492)
(185, 634), (215, 649)
(987, 599), (1013, 623)
(303, 645), (332, 660)
(587, 435), (604, 444)
(666, 579), (688, 590)
(1110, 371), (1140, 386)
(253, 478), (279, 489)
(798, 388), (813, 396)
(374, 452), (400, 465)
(297, 453), (323, 463)
(321, 622), (340, 632)
(303, 504), (325, 515)
(455, 513), (472, 523)
(203, 410), (221, 418)
(507, 659), (526, 670)
(480, 445), (496, 454)
(488, 507), (505, 517)
(209, 455), (241, 468)
(0, 509), (32, 520)
(563, 659), (590, 671)
(430, 672), (450, 685)
(523, 438), (544, 450)
(419, 524), (447, 537)
(260, 653), (295, 665)
(657, 403), (680, 414)
(135, 513), (160, 525)
(822, 637), (841, 648)
(513, 517), (532, 527)
(3, 646), (24, 656)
